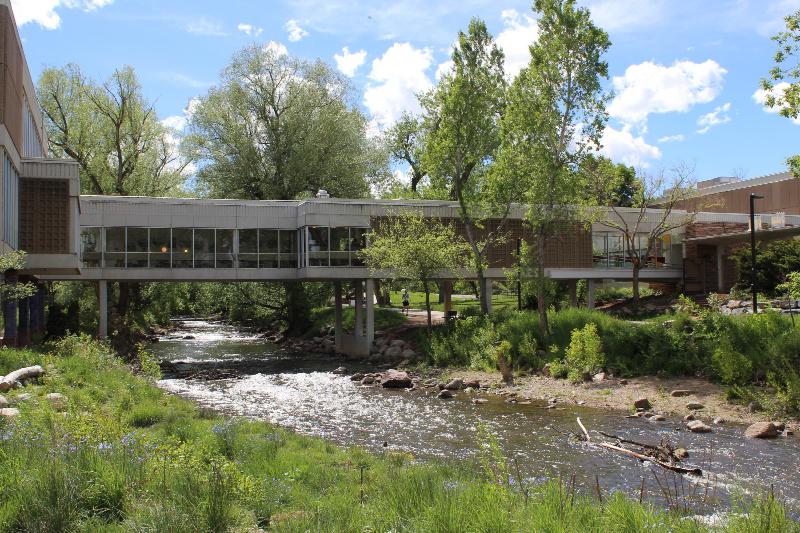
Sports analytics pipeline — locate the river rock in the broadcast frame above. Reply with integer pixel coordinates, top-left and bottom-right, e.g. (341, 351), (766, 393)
(673, 448), (689, 460)
(773, 421), (786, 432)
(649, 414), (666, 422)
(438, 389), (455, 399)
(361, 376), (376, 385)
(46, 393), (67, 410)
(686, 402), (705, 410)
(670, 389), (694, 397)
(592, 372), (606, 383)
(14, 393), (32, 403)
(683, 413), (696, 421)
(747, 400), (762, 413)
(381, 369), (412, 389)
(686, 420), (712, 433)
(390, 339), (405, 348)
(541, 363), (552, 377)
(350, 373), (365, 381)
(472, 398), (488, 404)
(634, 397), (651, 410)
(384, 346), (403, 359)
(423, 379), (438, 388)
(713, 417), (725, 425)
(745, 421), (779, 439)
(333, 366), (347, 374)
(444, 379), (464, 391)
(0, 408), (19, 419)
(0, 395), (7, 408)
(465, 379), (481, 389)
(401, 349), (417, 360)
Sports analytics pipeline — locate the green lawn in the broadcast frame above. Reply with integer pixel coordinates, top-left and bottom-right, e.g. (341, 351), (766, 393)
(388, 290), (518, 313)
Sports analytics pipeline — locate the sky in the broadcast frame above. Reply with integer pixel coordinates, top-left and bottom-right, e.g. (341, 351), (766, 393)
(11, 0), (800, 184)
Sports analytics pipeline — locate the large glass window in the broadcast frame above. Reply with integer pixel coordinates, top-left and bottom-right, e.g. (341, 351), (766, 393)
(126, 227), (149, 267)
(350, 228), (367, 267)
(308, 227), (329, 267)
(105, 227), (126, 267)
(259, 229), (279, 268)
(279, 230), (297, 268)
(239, 229), (258, 268)
(330, 227), (350, 266)
(194, 229), (214, 268)
(81, 227), (102, 267)
(592, 232), (607, 268)
(172, 228), (193, 268)
(150, 228), (171, 268)
(216, 229), (234, 268)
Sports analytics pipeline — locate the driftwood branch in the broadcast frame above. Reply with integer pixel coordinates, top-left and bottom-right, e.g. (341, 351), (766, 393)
(577, 417), (591, 442)
(0, 365), (44, 392)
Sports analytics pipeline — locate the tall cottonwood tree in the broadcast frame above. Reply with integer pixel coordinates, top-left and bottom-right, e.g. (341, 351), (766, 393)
(422, 19), (510, 314)
(386, 113), (428, 193)
(497, 0), (611, 333)
(188, 45), (389, 334)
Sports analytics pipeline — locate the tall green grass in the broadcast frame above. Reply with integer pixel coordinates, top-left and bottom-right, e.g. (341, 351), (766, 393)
(0, 335), (796, 532)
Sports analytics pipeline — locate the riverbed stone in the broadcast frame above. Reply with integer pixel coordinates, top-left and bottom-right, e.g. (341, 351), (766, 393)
(361, 376), (376, 385)
(381, 369), (412, 389)
(444, 379), (464, 391)
(0, 395), (7, 408)
(390, 339), (405, 348)
(423, 379), (438, 388)
(686, 420), (712, 433)
(464, 379), (481, 389)
(0, 408), (20, 419)
(683, 413), (696, 421)
(333, 366), (347, 374)
(437, 389), (454, 399)
(649, 414), (666, 422)
(472, 398), (488, 405)
(14, 393), (31, 403)
(713, 417), (725, 425)
(350, 373), (365, 381)
(384, 346), (403, 359)
(634, 397), (651, 410)
(670, 389), (694, 397)
(772, 421), (786, 432)
(686, 402), (705, 410)
(747, 400), (762, 413)
(46, 393), (67, 410)
(592, 372), (606, 383)
(745, 421), (779, 439)
(673, 448), (689, 460)
(401, 349), (416, 360)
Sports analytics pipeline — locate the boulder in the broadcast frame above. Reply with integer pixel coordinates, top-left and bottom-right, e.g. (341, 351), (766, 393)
(673, 448), (689, 460)
(464, 379), (481, 389)
(401, 349), (417, 360)
(0, 408), (20, 419)
(686, 420), (712, 433)
(633, 397), (651, 410)
(14, 393), (32, 403)
(649, 414), (666, 422)
(361, 375), (376, 385)
(683, 413), (696, 422)
(390, 339), (405, 348)
(670, 389), (694, 397)
(592, 372), (606, 383)
(437, 389), (455, 399)
(619, 379), (628, 385)
(713, 417), (725, 425)
(747, 400), (762, 413)
(384, 346), (403, 359)
(381, 369), (412, 389)
(772, 421), (786, 432)
(350, 373), (365, 381)
(422, 379), (438, 388)
(686, 402), (705, 410)
(472, 398), (488, 405)
(444, 379), (464, 391)
(745, 421), (779, 439)
(0, 395), (7, 408)
(333, 366), (347, 374)
(46, 393), (67, 410)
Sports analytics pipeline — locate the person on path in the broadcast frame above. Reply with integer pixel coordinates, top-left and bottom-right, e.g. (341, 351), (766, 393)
(402, 289), (410, 315)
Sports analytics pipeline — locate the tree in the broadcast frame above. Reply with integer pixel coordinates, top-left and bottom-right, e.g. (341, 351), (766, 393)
(733, 239), (800, 297)
(422, 18), (510, 315)
(581, 155), (639, 207)
(385, 112), (428, 193)
(38, 64), (190, 196)
(188, 44), (386, 201)
(762, 9), (800, 174)
(497, 0), (611, 334)
(188, 44), (389, 335)
(361, 212), (469, 335)
(0, 251), (36, 301)
(598, 166), (695, 301)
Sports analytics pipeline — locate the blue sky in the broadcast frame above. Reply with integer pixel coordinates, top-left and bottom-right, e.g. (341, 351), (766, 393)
(12, 0), (800, 184)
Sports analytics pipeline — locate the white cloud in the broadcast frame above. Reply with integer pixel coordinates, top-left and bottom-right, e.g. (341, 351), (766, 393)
(435, 59), (454, 80)
(334, 47), (367, 77)
(237, 23), (263, 37)
(186, 17), (226, 36)
(753, 81), (800, 124)
(600, 125), (662, 167)
(11, 0), (113, 30)
(608, 59), (727, 129)
(585, 0), (666, 32)
(696, 102), (731, 134)
(285, 19), (308, 42)
(363, 42), (434, 128)
(496, 9), (538, 79)
(757, 0), (800, 35)
(160, 99), (199, 175)
(161, 115), (187, 131)
(657, 134), (685, 143)
(264, 41), (289, 57)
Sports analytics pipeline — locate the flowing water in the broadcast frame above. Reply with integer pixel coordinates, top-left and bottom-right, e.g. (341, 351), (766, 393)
(154, 319), (800, 514)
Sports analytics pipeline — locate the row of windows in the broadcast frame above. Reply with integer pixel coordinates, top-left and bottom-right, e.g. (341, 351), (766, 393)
(2, 151), (19, 249)
(80, 226), (369, 269)
(592, 232), (671, 269)
(23, 99), (44, 158)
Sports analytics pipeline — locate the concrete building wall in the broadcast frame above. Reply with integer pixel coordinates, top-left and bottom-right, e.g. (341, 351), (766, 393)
(677, 172), (800, 215)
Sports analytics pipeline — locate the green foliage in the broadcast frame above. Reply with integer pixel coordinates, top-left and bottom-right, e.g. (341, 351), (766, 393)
(0, 251), (36, 301)
(778, 270), (800, 298)
(564, 323), (605, 383)
(732, 239), (800, 296)
(135, 344), (162, 382)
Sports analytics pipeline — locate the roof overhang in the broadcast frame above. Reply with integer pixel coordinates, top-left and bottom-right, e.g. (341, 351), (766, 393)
(685, 225), (800, 246)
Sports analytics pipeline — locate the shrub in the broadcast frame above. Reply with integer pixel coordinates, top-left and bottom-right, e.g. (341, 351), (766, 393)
(128, 401), (167, 427)
(564, 323), (604, 383)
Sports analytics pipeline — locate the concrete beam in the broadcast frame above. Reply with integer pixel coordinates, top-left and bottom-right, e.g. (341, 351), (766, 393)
(353, 280), (363, 338)
(365, 279), (375, 347)
(333, 281), (343, 352)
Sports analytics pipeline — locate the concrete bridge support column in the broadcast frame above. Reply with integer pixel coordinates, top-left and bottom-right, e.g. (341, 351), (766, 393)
(98, 280), (108, 339)
(333, 281), (343, 352)
(3, 272), (18, 347)
(586, 279), (596, 310)
(365, 279), (375, 347)
(484, 278), (493, 314)
(353, 280), (363, 338)
(567, 280), (578, 307)
(17, 295), (30, 347)
(33, 285), (46, 337)
(442, 280), (453, 315)
(716, 245), (725, 293)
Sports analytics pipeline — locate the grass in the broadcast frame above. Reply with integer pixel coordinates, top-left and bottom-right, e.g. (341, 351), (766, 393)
(304, 305), (408, 337)
(0, 335), (796, 532)
(388, 290), (518, 313)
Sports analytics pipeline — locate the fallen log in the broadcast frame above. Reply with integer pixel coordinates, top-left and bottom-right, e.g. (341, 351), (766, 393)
(0, 365), (44, 392)
(597, 442), (702, 476)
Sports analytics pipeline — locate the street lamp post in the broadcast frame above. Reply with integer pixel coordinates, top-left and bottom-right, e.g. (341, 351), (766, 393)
(750, 193), (764, 314)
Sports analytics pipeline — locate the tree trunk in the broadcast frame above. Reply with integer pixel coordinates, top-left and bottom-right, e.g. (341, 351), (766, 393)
(375, 279), (389, 306)
(477, 266), (489, 315)
(424, 280), (432, 337)
(284, 281), (311, 336)
(632, 265), (641, 302)
(537, 262), (549, 336)
(437, 281), (445, 304)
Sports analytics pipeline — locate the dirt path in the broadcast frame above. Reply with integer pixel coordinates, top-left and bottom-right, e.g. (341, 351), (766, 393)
(438, 369), (795, 427)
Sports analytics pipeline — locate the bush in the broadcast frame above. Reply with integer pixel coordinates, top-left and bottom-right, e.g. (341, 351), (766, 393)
(564, 323), (605, 383)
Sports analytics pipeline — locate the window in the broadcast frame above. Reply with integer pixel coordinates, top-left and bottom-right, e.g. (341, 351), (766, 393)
(259, 229), (279, 268)
(150, 228), (171, 268)
(172, 228), (193, 268)
(330, 227), (349, 266)
(126, 227), (149, 267)
(308, 226), (329, 266)
(2, 151), (19, 249)
(23, 99), (44, 158)
(350, 228), (367, 266)
(194, 229), (214, 268)
(81, 227), (102, 267)
(216, 229), (234, 268)
(105, 227), (126, 267)
(279, 230), (297, 268)
(239, 229), (258, 268)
